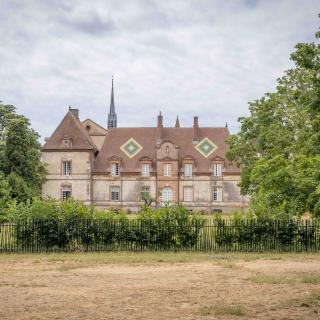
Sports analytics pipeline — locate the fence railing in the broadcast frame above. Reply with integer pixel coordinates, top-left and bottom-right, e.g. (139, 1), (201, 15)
(0, 219), (319, 253)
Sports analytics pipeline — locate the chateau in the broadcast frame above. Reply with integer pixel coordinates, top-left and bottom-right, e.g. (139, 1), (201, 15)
(42, 80), (248, 212)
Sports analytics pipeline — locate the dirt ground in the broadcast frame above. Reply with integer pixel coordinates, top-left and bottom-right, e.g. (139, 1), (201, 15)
(0, 253), (320, 320)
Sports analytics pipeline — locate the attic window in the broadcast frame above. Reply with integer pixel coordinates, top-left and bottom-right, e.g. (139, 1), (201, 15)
(85, 125), (91, 131)
(63, 138), (72, 147)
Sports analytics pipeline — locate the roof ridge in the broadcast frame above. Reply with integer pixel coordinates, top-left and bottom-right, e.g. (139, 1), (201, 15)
(69, 112), (98, 150)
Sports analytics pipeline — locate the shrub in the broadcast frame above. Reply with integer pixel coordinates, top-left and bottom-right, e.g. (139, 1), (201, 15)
(5, 199), (204, 251)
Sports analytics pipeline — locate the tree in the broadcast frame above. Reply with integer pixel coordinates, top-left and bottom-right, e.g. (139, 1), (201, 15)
(0, 103), (46, 204)
(227, 30), (320, 218)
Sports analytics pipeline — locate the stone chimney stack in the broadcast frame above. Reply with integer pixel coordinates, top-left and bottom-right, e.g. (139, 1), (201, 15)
(193, 116), (199, 143)
(156, 111), (163, 144)
(69, 106), (79, 119)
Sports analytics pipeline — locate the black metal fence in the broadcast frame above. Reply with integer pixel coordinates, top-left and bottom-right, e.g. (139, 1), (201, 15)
(0, 219), (319, 253)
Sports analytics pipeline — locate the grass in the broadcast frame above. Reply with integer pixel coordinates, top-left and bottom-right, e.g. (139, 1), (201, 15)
(200, 304), (247, 317)
(249, 274), (296, 285)
(249, 273), (320, 285)
(0, 252), (319, 265)
(301, 275), (320, 284)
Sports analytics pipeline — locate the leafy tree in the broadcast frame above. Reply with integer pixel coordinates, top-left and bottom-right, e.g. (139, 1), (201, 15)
(227, 30), (320, 218)
(0, 172), (10, 211)
(0, 103), (46, 204)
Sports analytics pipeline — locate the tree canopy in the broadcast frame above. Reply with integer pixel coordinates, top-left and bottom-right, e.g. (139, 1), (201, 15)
(227, 30), (320, 218)
(0, 103), (46, 206)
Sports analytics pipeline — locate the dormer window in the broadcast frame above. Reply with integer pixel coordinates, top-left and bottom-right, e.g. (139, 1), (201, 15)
(213, 163), (222, 176)
(111, 163), (120, 176)
(184, 163), (193, 177)
(63, 138), (72, 147)
(182, 156), (195, 178)
(141, 163), (150, 177)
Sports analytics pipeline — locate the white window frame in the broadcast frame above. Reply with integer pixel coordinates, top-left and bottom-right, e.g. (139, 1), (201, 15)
(184, 163), (193, 177)
(61, 185), (72, 201)
(141, 186), (151, 201)
(163, 163), (172, 177)
(110, 186), (120, 201)
(62, 161), (72, 176)
(183, 186), (193, 202)
(213, 187), (222, 202)
(141, 163), (150, 177)
(213, 163), (222, 177)
(111, 163), (120, 176)
(162, 187), (173, 202)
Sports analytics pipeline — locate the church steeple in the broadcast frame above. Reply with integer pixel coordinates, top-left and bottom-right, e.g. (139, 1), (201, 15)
(108, 76), (117, 129)
(175, 116), (180, 128)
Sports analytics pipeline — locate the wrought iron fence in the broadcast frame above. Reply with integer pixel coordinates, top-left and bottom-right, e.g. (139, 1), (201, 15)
(0, 219), (319, 253)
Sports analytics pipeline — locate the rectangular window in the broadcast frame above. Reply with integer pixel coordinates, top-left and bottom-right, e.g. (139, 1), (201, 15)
(61, 185), (72, 201)
(110, 186), (120, 201)
(62, 161), (72, 176)
(111, 163), (119, 176)
(184, 163), (193, 177)
(141, 163), (150, 177)
(183, 186), (193, 202)
(213, 163), (222, 177)
(213, 187), (222, 201)
(164, 163), (172, 176)
(141, 186), (151, 201)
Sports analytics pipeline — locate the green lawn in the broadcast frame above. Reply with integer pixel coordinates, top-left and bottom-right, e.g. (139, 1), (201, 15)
(0, 251), (318, 265)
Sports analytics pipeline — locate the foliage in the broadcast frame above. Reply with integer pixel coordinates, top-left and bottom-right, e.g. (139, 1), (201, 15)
(226, 30), (320, 218)
(212, 213), (317, 251)
(4, 199), (204, 250)
(0, 103), (46, 206)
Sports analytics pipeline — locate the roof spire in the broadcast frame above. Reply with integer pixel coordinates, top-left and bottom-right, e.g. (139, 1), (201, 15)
(108, 76), (117, 129)
(175, 116), (180, 128)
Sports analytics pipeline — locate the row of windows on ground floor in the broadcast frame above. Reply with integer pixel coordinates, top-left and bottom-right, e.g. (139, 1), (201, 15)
(61, 185), (223, 202)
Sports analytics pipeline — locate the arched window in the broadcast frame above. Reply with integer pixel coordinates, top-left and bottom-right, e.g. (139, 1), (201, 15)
(162, 187), (173, 202)
(165, 146), (169, 154)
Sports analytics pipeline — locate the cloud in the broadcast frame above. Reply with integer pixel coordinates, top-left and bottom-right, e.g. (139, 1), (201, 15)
(0, 0), (319, 140)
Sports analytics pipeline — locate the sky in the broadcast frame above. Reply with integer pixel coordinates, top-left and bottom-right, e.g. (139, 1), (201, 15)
(0, 0), (319, 141)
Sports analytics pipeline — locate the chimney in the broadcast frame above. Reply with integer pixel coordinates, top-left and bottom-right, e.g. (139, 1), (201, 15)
(156, 111), (163, 143)
(193, 116), (199, 143)
(69, 106), (79, 119)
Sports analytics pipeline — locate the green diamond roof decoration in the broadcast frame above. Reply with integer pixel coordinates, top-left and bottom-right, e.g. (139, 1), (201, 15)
(120, 138), (143, 158)
(195, 137), (217, 158)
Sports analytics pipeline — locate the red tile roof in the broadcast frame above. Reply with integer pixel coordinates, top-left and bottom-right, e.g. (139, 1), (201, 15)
(93, 126), (236, 173)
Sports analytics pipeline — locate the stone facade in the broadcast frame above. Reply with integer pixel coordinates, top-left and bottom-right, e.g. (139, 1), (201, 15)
(42, 107), (248, 213)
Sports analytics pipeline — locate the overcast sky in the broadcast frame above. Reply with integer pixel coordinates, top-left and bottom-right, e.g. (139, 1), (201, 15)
(0, 0), (319, 141)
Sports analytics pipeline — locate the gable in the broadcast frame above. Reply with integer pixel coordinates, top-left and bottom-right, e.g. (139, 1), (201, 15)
(43, 111), (97, 151)
(82, 119), (107, 136)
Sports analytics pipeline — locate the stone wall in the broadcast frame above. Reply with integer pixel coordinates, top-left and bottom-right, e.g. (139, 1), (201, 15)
(42, 151), (92, 205)
(42, 151), (248, 213)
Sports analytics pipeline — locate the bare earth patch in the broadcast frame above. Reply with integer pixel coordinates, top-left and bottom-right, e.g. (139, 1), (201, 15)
(0, 253), (319, 319)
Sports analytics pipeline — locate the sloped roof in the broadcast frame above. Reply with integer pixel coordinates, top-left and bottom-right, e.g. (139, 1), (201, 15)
(93, 126), (236, 173)
(42, 111), (97, 151)
(81, 118), (107, 136)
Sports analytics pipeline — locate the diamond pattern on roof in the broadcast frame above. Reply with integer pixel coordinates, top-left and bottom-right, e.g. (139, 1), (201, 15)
(195, 137), (217, 158)
(120, 138), (143, 158)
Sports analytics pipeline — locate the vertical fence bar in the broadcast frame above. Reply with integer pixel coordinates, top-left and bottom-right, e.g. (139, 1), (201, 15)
(1, 218), (320, 253)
